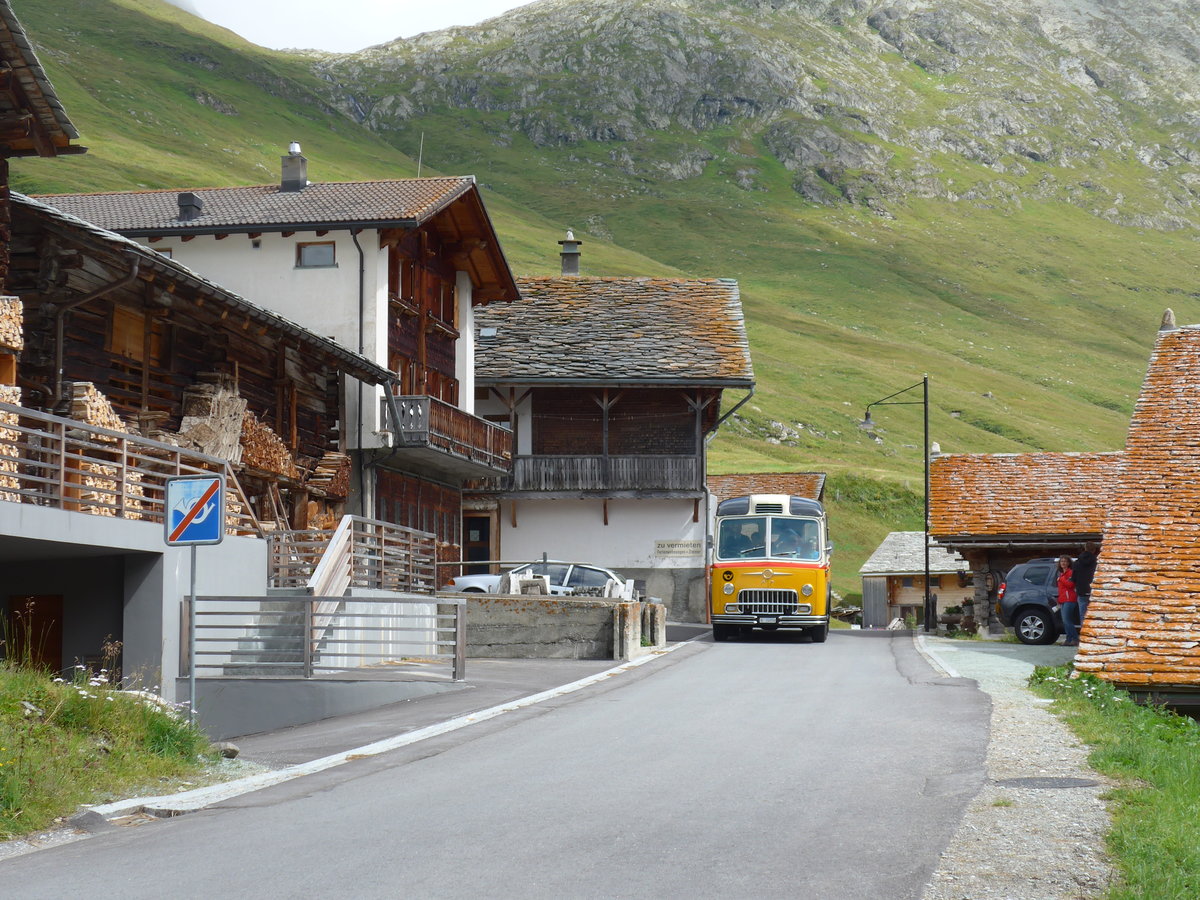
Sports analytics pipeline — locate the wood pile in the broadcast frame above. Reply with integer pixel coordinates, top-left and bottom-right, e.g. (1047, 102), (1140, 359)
(305, 501), (342, 531)
(0, 384), (19, 500)
(175, 377), (246, 463)
(63, 382), (146, 518)
(305, 451), (350, 499)
(0, 296), (21, 353)
(241, 409), (300, 480)
(69, 382), (127, 434)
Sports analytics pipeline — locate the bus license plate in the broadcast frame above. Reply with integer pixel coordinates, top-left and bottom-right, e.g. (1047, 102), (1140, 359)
(759, 616), (777, 624)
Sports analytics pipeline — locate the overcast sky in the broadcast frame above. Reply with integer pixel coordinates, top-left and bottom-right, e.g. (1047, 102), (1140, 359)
(167, 1), (532, 52)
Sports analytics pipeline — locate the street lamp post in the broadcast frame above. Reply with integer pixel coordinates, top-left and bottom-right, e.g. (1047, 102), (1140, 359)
(862, 376), (932, 632)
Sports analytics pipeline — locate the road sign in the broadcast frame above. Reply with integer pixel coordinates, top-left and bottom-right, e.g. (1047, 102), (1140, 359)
(165, 475), (225, 546)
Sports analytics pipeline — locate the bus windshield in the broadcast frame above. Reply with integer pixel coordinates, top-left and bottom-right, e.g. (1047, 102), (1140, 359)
(716, 516), (821, 561)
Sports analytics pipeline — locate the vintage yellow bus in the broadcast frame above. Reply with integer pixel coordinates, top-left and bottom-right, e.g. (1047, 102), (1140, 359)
(710, 493), (831, 642)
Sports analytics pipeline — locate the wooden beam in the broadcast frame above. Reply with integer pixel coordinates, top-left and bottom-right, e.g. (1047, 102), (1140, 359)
(215, 233), (228, 241)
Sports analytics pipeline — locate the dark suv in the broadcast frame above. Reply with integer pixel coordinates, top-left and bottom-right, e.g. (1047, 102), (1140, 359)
(997, 558), (1064, 645)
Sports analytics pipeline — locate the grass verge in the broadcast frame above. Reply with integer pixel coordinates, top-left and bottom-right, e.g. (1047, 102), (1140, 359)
(0, 663), (215, 840)
(1029, 666), (1200, 898)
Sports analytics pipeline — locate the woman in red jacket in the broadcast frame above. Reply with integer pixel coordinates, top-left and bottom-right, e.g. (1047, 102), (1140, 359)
(1056, 555), (1080, 646)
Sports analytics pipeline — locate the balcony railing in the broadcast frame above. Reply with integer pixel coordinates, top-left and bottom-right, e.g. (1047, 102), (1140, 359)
(268, 516), (437, 594)
(468, 454), (703, 494)
(391, 395), (511, 474)
(0, 400), (260, 535)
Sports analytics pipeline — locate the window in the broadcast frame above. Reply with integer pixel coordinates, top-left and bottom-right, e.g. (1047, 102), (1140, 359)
(930, 575), (942, 589)
(296, 241), (336, 268)
(568, 566), (611, 590)
(717, 517), (766, 560)
(156, 247), (173, 259)
(902, 577), (914, 588)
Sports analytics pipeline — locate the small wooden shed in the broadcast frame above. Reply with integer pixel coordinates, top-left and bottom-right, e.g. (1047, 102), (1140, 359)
(859, 531), (969, 628)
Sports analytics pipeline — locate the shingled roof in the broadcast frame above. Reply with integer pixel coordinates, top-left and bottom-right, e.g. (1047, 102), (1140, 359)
(929, 451), (1121, 543)
(474, 277), (753, 386)
(36, 177), (478, 234)
(1076, 325), (1200, 689)
(708, 472), (826, 503)
(859, 531), (966, 576)
(0, 0), (82, 157)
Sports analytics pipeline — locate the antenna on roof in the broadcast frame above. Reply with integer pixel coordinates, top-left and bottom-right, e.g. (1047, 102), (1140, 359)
(417, 131), (425, 178)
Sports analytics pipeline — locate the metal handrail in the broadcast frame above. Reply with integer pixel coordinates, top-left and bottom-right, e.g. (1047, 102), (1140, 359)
(183, 594), (466, 681)
(0, 400), (261, 536)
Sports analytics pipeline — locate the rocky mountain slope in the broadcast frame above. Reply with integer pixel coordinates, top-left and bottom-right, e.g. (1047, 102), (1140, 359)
(319, 0), (1200, 229)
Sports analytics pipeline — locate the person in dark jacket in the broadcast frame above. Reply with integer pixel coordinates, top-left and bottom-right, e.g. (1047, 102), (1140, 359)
(1072, 542), (1100, 627)
(1056, 555), (1080, 646)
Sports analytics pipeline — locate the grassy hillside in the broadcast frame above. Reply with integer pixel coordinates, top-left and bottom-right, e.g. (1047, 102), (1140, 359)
(13, 0), (1189, 593)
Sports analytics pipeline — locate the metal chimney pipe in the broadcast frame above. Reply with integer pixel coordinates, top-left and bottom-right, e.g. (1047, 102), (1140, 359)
(558, 230), (582, 276)
(281, 142), (307, 191)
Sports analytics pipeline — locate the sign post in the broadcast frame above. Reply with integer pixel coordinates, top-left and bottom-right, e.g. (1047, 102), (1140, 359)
(164, 475), (225, 724)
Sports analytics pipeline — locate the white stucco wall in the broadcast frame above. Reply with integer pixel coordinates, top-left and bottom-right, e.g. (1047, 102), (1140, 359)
(497, 498), (705, 570)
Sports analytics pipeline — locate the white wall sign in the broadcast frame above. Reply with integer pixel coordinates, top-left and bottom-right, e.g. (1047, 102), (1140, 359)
(655, 540), (703, 558)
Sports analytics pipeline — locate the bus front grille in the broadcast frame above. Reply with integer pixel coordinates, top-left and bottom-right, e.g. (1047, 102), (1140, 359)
(737, 589), (800, 614)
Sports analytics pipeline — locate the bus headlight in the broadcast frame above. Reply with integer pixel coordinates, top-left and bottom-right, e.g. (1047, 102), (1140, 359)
(801, 584), (814, 597)
(723, 583), (735, 595)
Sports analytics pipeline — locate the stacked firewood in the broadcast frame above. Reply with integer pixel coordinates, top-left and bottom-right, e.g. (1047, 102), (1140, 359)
(69, 382), (129, 434)
(305, 451), (350, 499)
(241, 409), (300, 479)
(0, 296), (21, 353)
(64, 382), (145, 518)
(175, 377), (246, 463)
(0, 384), (19, 499)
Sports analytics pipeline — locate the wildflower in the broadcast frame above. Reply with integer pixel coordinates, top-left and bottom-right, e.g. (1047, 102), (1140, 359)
(105, 697), (114, 702)
(52, 677), (64, 683)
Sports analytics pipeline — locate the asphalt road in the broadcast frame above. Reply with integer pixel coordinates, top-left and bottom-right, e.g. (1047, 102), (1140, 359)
(3, 631), (989, 899)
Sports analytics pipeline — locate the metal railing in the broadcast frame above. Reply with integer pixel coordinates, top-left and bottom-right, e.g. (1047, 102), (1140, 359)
(183, 594), (466, 681)
(467, 454), (703, 493)
(392, 394), (512, 472)
(268, 515), (438, 594)
(0, 400), (260, 535)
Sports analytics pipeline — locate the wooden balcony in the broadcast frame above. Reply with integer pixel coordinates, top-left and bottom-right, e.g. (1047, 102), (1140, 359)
(390, 395), (512, 479)
(467, 454), (703, 497)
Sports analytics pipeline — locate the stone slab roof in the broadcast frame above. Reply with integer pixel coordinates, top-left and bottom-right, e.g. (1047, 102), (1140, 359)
(708, 472), (826, 503)
(859, 531), (967, 576)
(0, 0), (81, 156)
(15, 193), (393, 386)
(930, 451), (1121, 541)
(35, 177), (477, 233)
(1076, 325), (1200, 688)
(474, 277), (753, 385)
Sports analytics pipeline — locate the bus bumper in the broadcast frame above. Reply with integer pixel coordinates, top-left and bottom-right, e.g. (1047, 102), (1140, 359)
(712, 614), (829, 628)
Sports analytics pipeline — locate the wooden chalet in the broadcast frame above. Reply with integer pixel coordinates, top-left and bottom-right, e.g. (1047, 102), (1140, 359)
(9, 193), (395, 530)
(1074, 322), (1200, 707)
(469, 247), (754, 621)
(39, 160), (519, 563)
(929, 451), (1120, 632)
(1, 0), (82, 391)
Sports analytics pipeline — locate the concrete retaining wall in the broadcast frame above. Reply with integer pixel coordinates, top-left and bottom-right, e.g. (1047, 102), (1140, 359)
(460, 594), (666, 660)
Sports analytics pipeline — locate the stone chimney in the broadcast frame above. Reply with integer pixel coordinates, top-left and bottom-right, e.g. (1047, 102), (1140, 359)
(177, 192), (203, 221)
(558, 229), (582, 276)
(1160, 308), (1178, 332)
(281, 141), (307, 192)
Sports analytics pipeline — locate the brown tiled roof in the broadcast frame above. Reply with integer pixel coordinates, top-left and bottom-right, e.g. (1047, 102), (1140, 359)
(929, 452), (1121, 540)
(1076, 326), (1200, 687)
(35, 178), (476, 233)
(707, 472), (825, 502)
(475, 277), (753, 385)
(0, 0), (81, 156)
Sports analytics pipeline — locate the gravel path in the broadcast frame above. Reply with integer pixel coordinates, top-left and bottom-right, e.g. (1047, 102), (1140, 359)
(917, 635), (1116, 900)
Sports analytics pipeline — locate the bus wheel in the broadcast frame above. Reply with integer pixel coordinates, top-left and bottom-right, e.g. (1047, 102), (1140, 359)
(808, 621), (829, 643)
(713, 624), (733, 642)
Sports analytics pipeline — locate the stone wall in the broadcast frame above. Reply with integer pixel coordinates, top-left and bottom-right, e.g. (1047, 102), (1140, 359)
(460, 594), (666, 659)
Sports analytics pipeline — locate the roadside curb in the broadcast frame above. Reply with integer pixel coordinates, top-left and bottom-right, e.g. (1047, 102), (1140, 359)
(914, 633), (963, 678)
(87, 643), (690, 821)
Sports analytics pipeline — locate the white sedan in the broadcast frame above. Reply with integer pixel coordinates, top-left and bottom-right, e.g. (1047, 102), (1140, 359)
(443, 561), (630, 597)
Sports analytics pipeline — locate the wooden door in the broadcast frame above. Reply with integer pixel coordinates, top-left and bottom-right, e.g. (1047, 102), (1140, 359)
(6, 595), (64, 674)
(463, 514), (494, 575)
